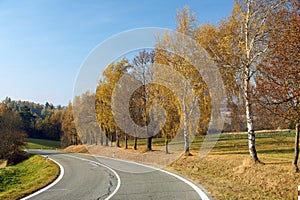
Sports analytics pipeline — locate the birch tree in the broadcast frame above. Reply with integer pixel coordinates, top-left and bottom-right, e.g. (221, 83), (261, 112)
(156, 6), (210, 156)
(196, 0), (287, 162)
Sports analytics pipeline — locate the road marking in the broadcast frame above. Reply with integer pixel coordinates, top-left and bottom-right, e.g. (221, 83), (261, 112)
(64, 154), (121, 200)
(48, 188), (68, 191)
(93, 155), (210, 200)
(21, 156), (65, 200)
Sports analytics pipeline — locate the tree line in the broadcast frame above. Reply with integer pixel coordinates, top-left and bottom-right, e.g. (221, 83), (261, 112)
(0, 97), (78, 163)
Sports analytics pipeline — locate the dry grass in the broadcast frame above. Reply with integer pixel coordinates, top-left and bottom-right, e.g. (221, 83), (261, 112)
(167, 153), (299, 199)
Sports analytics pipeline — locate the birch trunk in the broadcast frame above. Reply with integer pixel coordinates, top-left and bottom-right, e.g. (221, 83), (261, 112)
(183, 98), (190, 156)
(244, 77), (259, 162)
(165, 135), (169, 154)
(244, 1), (259, 163)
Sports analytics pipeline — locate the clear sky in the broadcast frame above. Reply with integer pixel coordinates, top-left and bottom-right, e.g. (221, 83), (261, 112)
(0, 0), (234, 106)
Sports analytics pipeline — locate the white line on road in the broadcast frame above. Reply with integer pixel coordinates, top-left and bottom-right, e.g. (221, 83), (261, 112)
(21, 156), (65, 200)
(93, 155), (210, 200)
(64, 154), (121, 200)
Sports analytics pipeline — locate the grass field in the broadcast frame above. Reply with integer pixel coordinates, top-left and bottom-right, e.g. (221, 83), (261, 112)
(26, 138), (61, 150)
(0, 155), (59, 200)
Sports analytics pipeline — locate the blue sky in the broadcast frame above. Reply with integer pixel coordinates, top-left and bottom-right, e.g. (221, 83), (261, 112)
(0, 0), (234, 106)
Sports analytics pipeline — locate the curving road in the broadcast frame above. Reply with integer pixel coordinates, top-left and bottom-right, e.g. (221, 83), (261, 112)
(23, 150), (210, 200)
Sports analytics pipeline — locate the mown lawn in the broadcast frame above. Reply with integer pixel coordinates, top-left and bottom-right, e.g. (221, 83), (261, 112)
(0, 155), (59, 200)
(26, 138), (61, 150)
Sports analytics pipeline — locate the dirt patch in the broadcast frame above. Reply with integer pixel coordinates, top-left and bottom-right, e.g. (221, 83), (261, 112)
(0, 160), (7, 168)
(63, 145), (89, 153)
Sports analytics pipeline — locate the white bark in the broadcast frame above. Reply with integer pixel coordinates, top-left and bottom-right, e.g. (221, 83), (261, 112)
(244, 0), (259, 162)
(183, 101), (190, 155)
(244, 69), (258, 161)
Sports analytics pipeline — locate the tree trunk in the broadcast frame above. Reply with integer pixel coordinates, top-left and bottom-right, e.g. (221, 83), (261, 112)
(100, 131), (103, 146)
(243, 1), (261, 163)
(244, 67), (259, 163)
(125, 134), (128, 149)
(116, 129), (120, 147)
(134, 137), (138, 150)
(75, 135), (78, 145)
(110, 132), (113, 147)
(293, 122), (300, 172)
(84, 135), (87, 144)
(105, 128), (109, 146)
(147, 136), (152, 151)
(89, 132), (92, 144)
(165, 137), (169, 154)
(183, 103), (190, 156)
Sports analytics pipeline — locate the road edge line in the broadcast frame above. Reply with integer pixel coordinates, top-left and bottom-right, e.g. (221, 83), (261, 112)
(64, 154), (121, 200)
(21, 156), (65, 200)
(92, 154), (210, 200)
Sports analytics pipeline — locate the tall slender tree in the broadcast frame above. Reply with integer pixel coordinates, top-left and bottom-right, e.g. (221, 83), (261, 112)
(131, 50), (155, 151)
(196, 0), (287, 162)
(156, 6), (210, 156)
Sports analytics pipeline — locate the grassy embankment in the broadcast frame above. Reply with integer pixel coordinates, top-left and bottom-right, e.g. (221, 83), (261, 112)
(26, 138), (61, 150)
(0, 139), (61, 200)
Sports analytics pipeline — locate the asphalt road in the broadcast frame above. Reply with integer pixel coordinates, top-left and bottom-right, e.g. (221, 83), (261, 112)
(24, 150), (209, 200)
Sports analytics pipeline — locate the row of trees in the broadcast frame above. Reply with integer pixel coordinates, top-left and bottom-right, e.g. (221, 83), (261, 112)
(2, 97), (64, 140)
(74, 0), (299, 170)
(0, 98), (79, 163)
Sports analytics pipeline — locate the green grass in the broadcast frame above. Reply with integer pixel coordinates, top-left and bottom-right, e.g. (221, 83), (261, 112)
(118, 130), (297, 162)
(0, 155), (59, 200)
(119, 131), (296, 157)
(26, 138), (61, 150)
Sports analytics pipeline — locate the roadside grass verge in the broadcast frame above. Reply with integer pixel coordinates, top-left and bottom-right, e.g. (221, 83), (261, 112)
(0, 155), (59, 200)
(26, 138), (61, 150)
